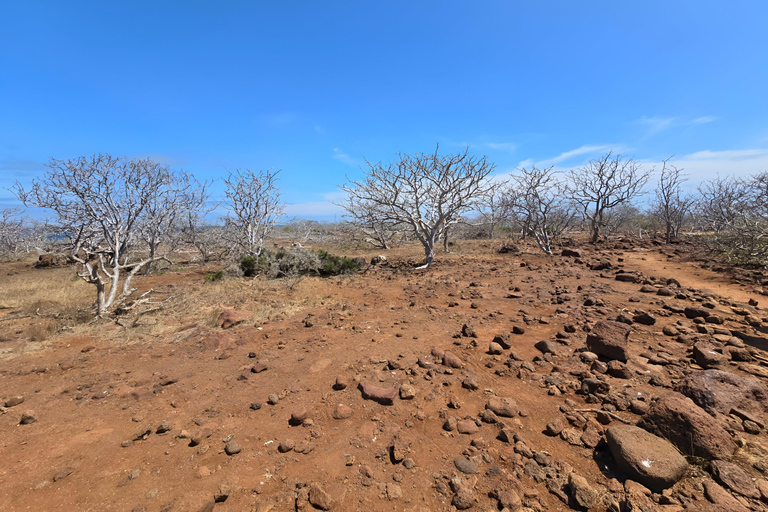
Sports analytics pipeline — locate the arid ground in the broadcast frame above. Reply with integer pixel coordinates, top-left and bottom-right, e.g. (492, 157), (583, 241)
(2, 238), (768, 512)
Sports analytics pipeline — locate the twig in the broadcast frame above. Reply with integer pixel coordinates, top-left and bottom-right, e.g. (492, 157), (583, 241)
(575, 408), (633, 424)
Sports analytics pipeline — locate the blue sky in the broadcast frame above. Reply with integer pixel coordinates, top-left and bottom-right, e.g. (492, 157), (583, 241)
(2, 1), (767, 220)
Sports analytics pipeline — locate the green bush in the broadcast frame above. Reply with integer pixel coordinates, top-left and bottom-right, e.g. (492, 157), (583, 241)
(204, 270), (224, 282)
(239, 248), (362, 279)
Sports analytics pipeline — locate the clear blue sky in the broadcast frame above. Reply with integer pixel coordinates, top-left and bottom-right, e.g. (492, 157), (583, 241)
(2, 1), (767, 220)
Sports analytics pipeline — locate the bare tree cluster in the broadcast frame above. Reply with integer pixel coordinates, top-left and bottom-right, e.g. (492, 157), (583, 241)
(15, 154), (208, 314)
(696, 172), (768, 264)
(651, 158), (695, 243)
(568, 152), (652, 243)
(504, 166), (575, 254)
(222, 168), (284, 257)
(341, 145), (494, 268)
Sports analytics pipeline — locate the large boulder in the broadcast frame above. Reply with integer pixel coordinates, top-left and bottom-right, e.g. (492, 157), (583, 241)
(692, 342), (728, 369)
(605, 425), (688, 492)
(638, 392), (735, 460)
(675, 369), (768, 416)
(586, 321), (631, 362)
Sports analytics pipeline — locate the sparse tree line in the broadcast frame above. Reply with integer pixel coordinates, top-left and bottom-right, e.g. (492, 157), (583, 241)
(5, 147), (768, 315)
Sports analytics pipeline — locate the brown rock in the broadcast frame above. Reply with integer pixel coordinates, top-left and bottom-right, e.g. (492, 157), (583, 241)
(308, 483), (333, 510)
(217, 309), (250, 329)
(332, 403), (353, 419)
(19, 410), (36, 425)
(224, 441), (241, 455)
(675, 369), (768, 416)
(332, 375), (348, 390)
(358, 382), (398, 405)
(605, 424), (688, 492)
(290, 408), (308, 425)
(486, 396), (519, 418)
(4, 396), (24, 408)
(442, 351), (464, 368)
(638, 392), (735, 460)
(710, 460), (760, 499)
(457, 420), (479, 434)
(586, 320), (631, 362)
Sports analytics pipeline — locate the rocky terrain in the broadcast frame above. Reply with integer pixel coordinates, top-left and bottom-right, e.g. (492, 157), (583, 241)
(2, 239), (768, 512)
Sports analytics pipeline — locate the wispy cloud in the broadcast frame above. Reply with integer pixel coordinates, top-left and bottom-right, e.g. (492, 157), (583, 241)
(690, 115), (717, 125)
(537, 145), (614, 166)
(483, 141), (518, 153)
(642, 148), (768, 183)
(635, 116), (677, 136)
(635, 115), (717, 136)
(333, 148), (361, 167)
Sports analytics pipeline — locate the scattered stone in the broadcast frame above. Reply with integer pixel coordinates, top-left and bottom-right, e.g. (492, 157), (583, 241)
(224, 441), (241, 455)
(443, 351), (464, 369)
(457, 420), (479, 434)
(217, 309), (250, 329)
(332, 403), (353, 419)
(534, 340), (558, 354)
(454, 457), (478, 474)
(278, 439), (295, 453)
(19, 410), (36, 425)
(693, 342), (728, 368)
(632, 312), (656, 325)
(586, 320), (631, 362)
(545, 418), (564, 436)
(710, 460), (760, 499)
(290, 408), (308, 425)
(568, 473), (598, 510)
(399, 383), (415, 400)
(493, 333), (512, 349)
(332, 375), (348, 390)
(4, 396), (24, 408)
(486, 396), (519, 418)
(512, 325), (526, 335)
(605, 425), (688, 492)
(267, 394), (279, 405)
(684, 306), (710, 319)
(358, 382), (398, 405)
(308, 483), (333, 510)
(488, 342), (503, 355)
(461, 324), (477, 338)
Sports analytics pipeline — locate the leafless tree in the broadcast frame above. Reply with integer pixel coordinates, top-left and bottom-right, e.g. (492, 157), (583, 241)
(341, 145), (494, 268)
(477, 178), (510, 239)
(0, 208), (24, 255)
(506, 166), (575, 254)
(14, 154), (198, 315)
(567, 152), (652, 243)
(222, 168), (284, 257)
(651, 158), (694, 243)
(696, 173), (768, 264)
(338, 194), (401, 249)
(139, 171), (211, 274)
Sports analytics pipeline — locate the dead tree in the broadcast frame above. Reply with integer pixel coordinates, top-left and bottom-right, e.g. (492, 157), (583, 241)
(567, 152), (651, 243)
(652, 158), (694, 243)
(222, 168), (284, 257)
(0, 208), (24, 256)
(477, 179), (510, 239)
(338, 195), (399, 249)
(341, 144), (494, 268)
(140, 170), (211, 274)
(14, 154), (195, 315)
(697, 173), (768, 264)
(506, 166), (574, 254)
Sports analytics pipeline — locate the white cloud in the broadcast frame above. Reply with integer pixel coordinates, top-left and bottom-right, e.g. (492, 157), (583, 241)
(690, 115), (717, 125)
(635, 116), (677, 136)
(641, 148), (768, 184)
(537, 145), (614, 166)
(333, 148), (361, 167)
(483, 142), (518, 153)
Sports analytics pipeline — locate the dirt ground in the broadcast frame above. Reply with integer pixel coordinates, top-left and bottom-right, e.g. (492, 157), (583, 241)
(2, 238), (768, 512)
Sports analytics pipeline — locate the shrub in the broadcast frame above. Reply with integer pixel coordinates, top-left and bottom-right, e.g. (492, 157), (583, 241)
(316, 249), (364, 276)
(204, 270), (224, 282)
(239, 248), (362, 279)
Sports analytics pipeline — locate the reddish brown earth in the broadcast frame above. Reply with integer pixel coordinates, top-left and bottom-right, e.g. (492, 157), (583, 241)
(2, 239), (768, 512)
